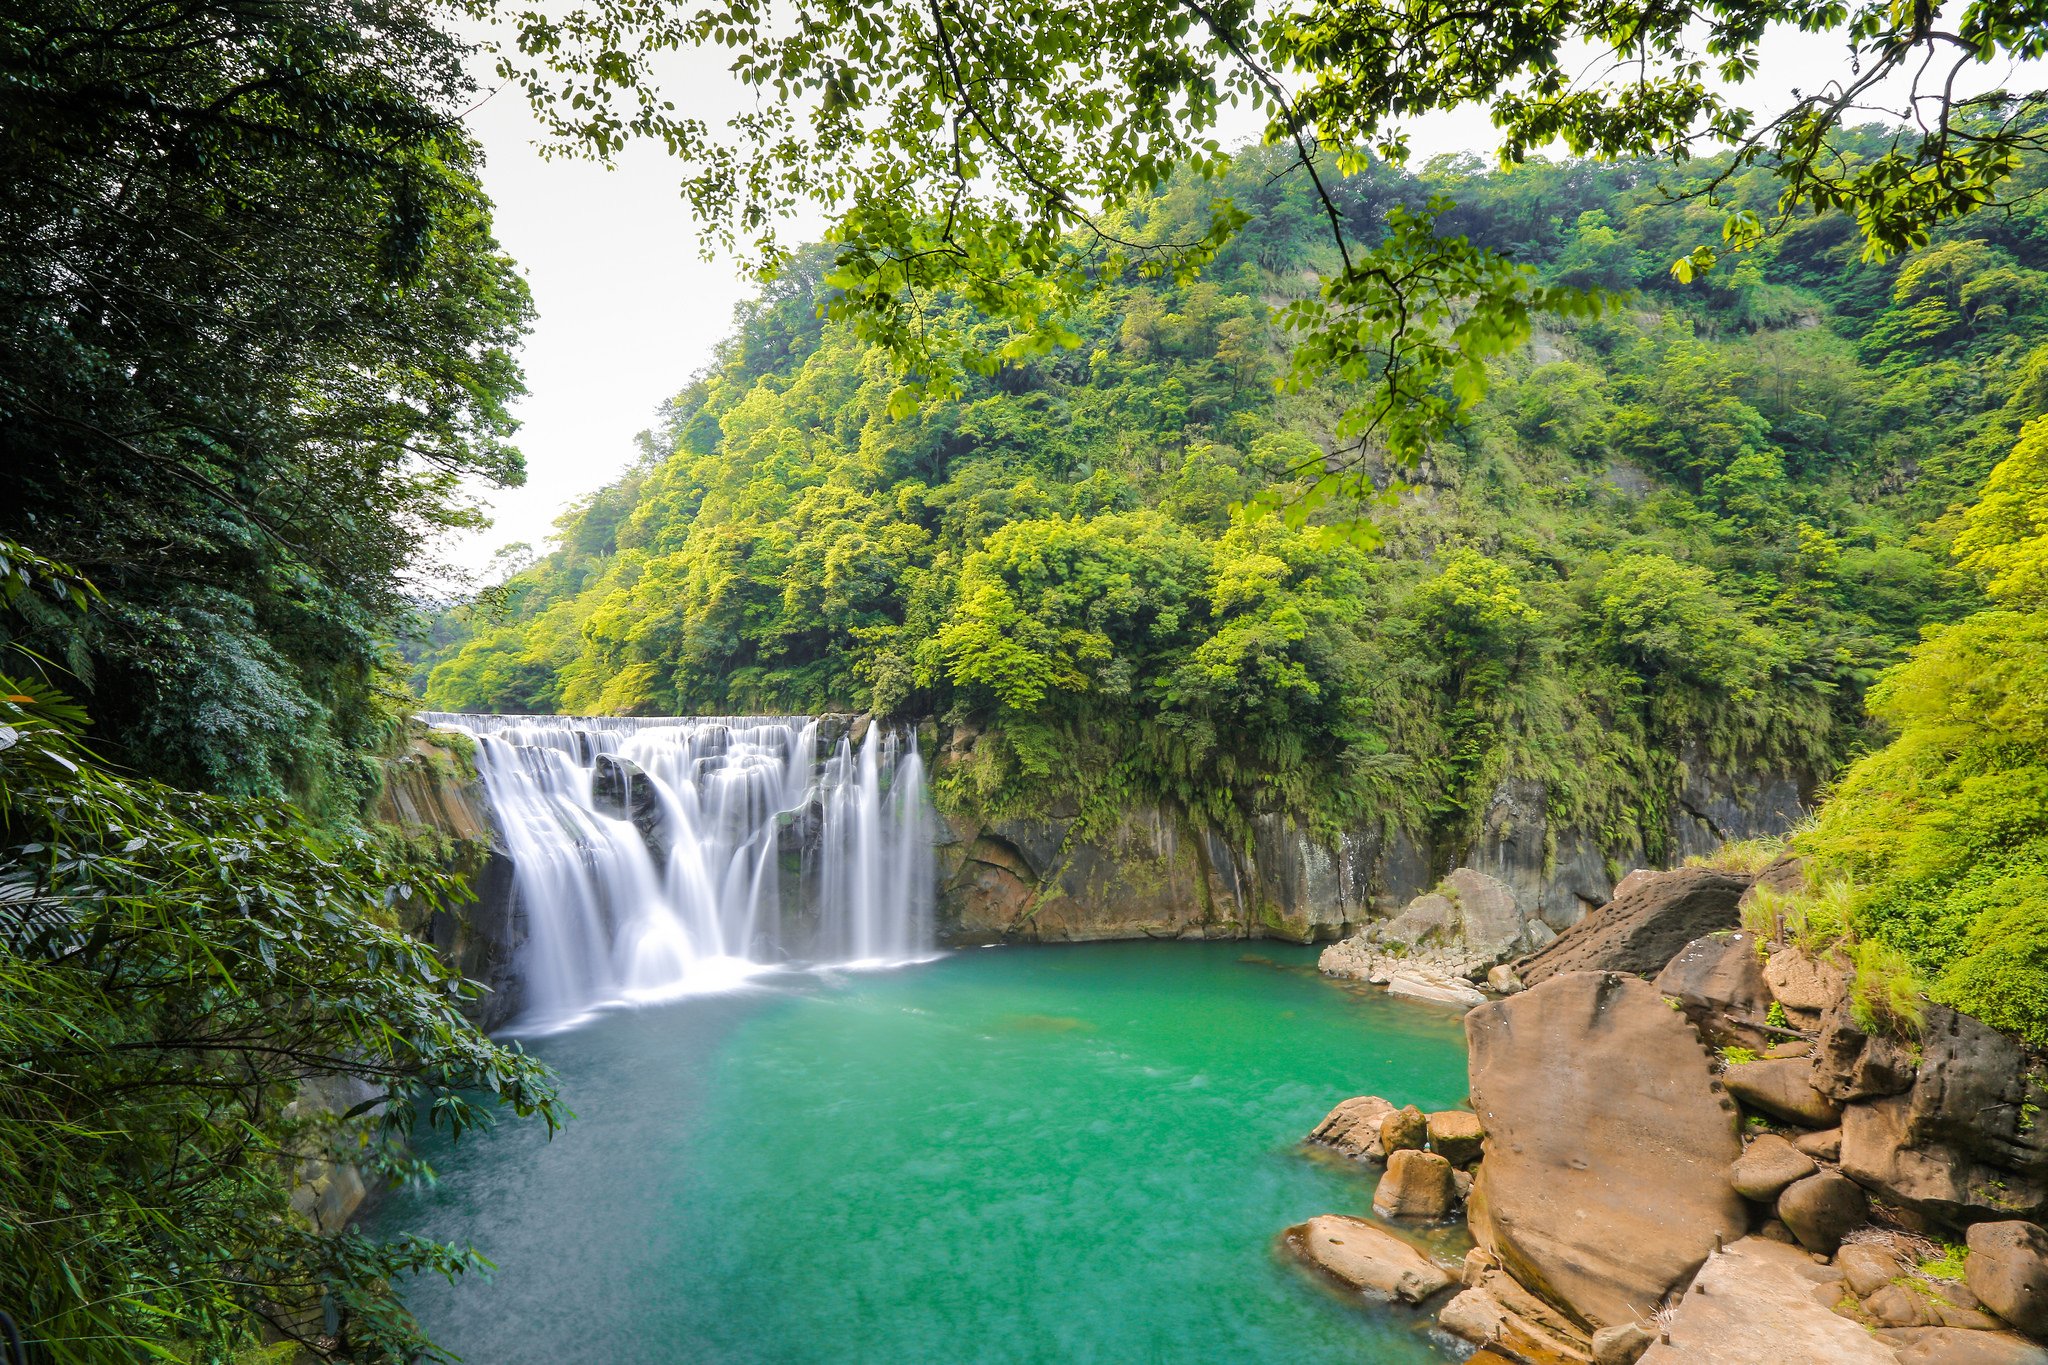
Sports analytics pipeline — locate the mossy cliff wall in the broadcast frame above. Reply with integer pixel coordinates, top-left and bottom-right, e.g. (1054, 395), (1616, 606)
(933, 747), (1810, 945)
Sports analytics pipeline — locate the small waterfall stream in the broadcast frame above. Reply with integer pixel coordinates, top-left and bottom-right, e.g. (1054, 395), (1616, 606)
(423, 714), (937, 1029)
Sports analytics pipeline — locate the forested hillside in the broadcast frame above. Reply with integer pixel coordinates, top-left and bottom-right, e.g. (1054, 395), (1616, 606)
(418, 139), (2048, 873)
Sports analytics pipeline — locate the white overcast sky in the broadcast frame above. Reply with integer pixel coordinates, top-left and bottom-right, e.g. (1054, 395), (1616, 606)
(440, 24), (2041, 583)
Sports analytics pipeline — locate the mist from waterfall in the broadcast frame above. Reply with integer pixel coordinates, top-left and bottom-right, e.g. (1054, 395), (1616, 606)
(422, 714), (937, 1030)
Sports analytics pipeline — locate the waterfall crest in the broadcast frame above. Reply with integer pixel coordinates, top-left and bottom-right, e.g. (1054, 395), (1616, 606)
(422, 713), (937, 1029)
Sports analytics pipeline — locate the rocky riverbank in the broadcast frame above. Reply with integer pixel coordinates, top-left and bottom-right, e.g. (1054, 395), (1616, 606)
(1289, 860), (2048, 1364)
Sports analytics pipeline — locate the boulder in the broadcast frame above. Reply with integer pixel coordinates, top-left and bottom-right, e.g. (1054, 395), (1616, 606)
(1864, 1281), (1942, 1328)
(1379, 1104), (1428, 1154)
(1590, 1322), (1654, 1365)
(1282, 1214), (1453, 1303)
(1729, 1134), (1818, 1202)
(1374, 1148), (1456, 1220)
(1838, 1006), (2048, 1224)
(1967, 1221), (2048, 1339)
(1654, 931), (1774, 1048)
(1428, 1109), (1486, 1166)
(1515, 867), (1751, 987)
(1793, 1127), (1842, 1161)
(1722, 1057), (1844, 1129)
(1488, 963), (1526, 994)
(1445, 867), (1531, 961)
(1465, 971), (1747, 1330)
(1882, 1327), (2048, 1364)
(1812, 988), (1919, 1103)
(1835, 1241), (1908, 1298)
(1636, 1236), (1894, 1365)
(1776, 1170), (1868, 1254)
(1762, 946), (1841, 1016)
(1438, 1287), (1595, 1365)
(1379, 891), (1457, 950)
(1307, 1095), (1393, 1161)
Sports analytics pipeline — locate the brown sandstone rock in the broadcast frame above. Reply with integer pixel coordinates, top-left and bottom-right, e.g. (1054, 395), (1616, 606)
(1722, 1057), (1844, 1129)
(1654, 931), (1774, 1048)
(1793, 1127), (1842, 1161)
(1465, 971), (1746, 1330)
(1838, 1006), (2048, 1224)
(1589, 1322), (1654, 1365)
(1776, 1170), (1868, 1254)
(1729, 1133), (1818, 1202)
(1762, 946), (1842, 1015)
(1374, 1148), (1456, 1220)
(1378, 1104), (1428, 1154)
(1307, 1095), (1393, 1161)
(1281, 1214), (1453, 1303)
(1882, 1327), (2048, 1365)
(1515, 868), (1750, 987)
(1967, 1220), (2048, 1339)
(1834, 1241), (1908, 1297)
(1636, 1236), (1894, 1365)
(1437, 1287), (1595, 1364)
(1428, 1109), (1486, 1166)
(1864, 1282), (1942, 1328)
(1812, 988), (1919, 1103)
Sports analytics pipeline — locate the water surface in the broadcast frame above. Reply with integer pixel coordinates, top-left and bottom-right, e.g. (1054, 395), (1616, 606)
(380, 941), (1472, 1363)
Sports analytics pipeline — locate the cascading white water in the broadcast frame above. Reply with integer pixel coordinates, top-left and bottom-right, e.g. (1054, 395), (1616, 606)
(423, 713), (937, 1029)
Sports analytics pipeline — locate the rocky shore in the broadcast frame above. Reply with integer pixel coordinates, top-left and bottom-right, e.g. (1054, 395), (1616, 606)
(1290, 860), (2048, 1364)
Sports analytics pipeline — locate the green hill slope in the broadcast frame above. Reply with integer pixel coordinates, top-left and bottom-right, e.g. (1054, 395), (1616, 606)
(417, 141), (2048, 873)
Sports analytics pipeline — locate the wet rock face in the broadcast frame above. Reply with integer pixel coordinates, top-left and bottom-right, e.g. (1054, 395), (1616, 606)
(1465, 971), (1747, 1331)
(1514, 867), (1751, 988)
(378, 733), (524, 1030)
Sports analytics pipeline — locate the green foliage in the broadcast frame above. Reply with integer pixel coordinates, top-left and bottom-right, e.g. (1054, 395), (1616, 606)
(1719, 1046), (1760, 1065)
(470, 0), (2048, 484)
(418, 148), (2048, 870)
(0, 560), (565, 1363)
(1795, 420), (2048, 1046)
(1, 0), (532, 812)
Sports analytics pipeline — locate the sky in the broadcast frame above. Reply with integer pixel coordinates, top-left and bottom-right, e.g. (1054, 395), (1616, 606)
(440, 23), (2041, 584)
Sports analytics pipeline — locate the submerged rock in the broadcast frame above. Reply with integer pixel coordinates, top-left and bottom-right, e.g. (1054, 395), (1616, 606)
(1465, 971), (1746, 1331)
(1282, 1214), (1453, 1303)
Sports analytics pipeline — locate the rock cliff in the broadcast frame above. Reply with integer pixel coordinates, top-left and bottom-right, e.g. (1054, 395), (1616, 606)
(934, 761), (1809, 947)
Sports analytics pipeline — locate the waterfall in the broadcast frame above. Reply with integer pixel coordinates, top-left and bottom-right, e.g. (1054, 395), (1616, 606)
(422, 713), (938, 1030)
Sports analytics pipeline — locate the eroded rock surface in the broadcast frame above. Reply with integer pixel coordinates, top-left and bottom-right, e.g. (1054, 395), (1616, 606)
(1838, 1005), (2048, 1224)
(1515, 868), (1750, 987)
(1968, 1220), (2048, 1340)
(1465, 971), (1746, 1330)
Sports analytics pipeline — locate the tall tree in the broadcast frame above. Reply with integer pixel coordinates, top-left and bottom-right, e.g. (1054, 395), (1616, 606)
(1, 0), (532, 806)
